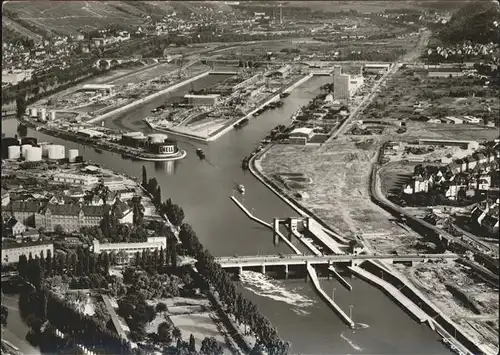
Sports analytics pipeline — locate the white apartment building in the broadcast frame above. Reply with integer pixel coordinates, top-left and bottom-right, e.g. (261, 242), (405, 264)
(2, 242), (54, 265)
(333, 66), (364, 101)
(92, 237), (167, 264)
(53, 173), (99, 185)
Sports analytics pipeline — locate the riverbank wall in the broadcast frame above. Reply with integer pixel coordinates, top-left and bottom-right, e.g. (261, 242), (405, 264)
(87, 70), (210, 124)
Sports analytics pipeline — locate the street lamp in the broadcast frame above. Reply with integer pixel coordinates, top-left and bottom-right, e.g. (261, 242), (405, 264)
(332, 287), (336, 302)
(349, 305), (354, 321)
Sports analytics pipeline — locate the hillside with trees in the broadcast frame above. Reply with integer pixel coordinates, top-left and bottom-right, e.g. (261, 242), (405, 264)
(437, 0), (500, 44)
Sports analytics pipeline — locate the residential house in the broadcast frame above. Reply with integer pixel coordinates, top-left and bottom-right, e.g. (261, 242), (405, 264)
(8, 201), (45, 226)
(112, 198), (133, 224)
(2, 191), (10, 206)
(105, 192), (117, 205)
(4, 217), (26, 238)
(89, 195), (104, 206)
(403, 184), (414, 194)
(413, 176), (429, 193)
(116, 189), (136, 201)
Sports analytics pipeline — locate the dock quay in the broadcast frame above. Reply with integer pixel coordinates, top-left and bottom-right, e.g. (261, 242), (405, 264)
(229, 196), (302, 255)
(88, 70), (211, 124)
(20, 118), (187, 162)
(307, 263), (355, 328)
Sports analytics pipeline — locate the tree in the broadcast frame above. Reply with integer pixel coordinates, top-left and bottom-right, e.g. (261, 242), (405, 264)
(172, 326), (182, 341)
(155, 186), (162, 205)
(157, 322), (172, 343)
(54, 224), (65, 235)
(142, 165), (148, 188)
(16, 95), (26, 119)
(200, 337), (223, 355)
(155, 302), (167, 314)
(1, 305), (8, 327)
(189, 334), (196, 352)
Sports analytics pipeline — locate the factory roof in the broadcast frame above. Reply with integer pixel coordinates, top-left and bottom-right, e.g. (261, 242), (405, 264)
(290, 127), (314, 136)
(184, 94), (220, 99)
(81, 84), (115, 90)
(364, 63), (391, 68)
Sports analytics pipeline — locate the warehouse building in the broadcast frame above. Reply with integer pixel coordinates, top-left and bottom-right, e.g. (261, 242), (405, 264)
(79, 84), (115, 95)
(184, 94), (220, 106)
(333, 66), (364, 101)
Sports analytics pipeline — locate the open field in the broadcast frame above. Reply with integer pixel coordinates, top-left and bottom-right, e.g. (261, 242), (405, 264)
(365, 69), (500, 126)
(394, 262), (499, 355)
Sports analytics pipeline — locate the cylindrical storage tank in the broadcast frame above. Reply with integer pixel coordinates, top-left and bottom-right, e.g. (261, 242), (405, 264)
(148, 133), (168, 144)
(48, 145), (65, 160)
(21, 137), (37, 146)
(25, 147), (42, 162)
(49, 110), (56, 120)
(2, 137), (20, 148)
(68, 149), (79, 163)
(21, 144), (31, 157)
(8, 145), (21, 160)
(30, 107), (38, 118)
(40, 107), (47, 117)
(40, 143), (52, 157)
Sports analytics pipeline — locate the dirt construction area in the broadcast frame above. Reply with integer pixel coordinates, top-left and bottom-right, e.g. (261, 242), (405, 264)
(394, 262), (499, 355)
(257, 135), (426, 254)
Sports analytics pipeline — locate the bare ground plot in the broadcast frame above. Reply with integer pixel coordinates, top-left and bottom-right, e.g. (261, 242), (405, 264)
(378, 162), (415, 197)
(108, 63), (178, 85)
(400, 122), (500, 142)
(258, 137), (421, 253)
(394, 262), (499, 355)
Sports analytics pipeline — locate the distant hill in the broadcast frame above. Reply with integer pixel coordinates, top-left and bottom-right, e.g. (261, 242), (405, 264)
(1, 1), (236, 40)
(437, 0), (500, 44)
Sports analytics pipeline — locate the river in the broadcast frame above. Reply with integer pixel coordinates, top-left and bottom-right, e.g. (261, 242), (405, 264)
(2, 74), (451, 354)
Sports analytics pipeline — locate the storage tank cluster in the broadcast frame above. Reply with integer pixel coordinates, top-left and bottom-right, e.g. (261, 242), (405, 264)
(48, 145), (65, 160)
(2, 137), (20, 159)
(25, 147), (42, 162)
(68, 149), (79, 163)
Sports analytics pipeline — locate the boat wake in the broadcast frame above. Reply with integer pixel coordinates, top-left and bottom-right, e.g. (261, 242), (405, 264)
(341, 332), (363, 352)
(353, 323), (370, 330)
(239, 271), (315, 315)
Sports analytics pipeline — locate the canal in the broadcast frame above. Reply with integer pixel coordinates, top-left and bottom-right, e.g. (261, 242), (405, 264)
(2, 74), (450, 354)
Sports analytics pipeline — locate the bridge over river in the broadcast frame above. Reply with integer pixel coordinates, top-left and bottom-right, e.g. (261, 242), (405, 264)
(216, 253), (459, 268)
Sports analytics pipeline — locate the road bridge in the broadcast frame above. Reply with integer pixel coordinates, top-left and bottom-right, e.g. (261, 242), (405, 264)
(216, 253), (459, 269)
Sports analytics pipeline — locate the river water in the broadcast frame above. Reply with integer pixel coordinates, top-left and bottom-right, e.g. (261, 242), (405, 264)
(2, 74), (451, 354)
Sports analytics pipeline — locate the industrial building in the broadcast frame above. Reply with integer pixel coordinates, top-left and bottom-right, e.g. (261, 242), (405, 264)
(333, 66), (364, 101)
(418, 139), (479, 150)
(289, 127), (315, 145)
(52, 173), (100, 185)
(364, 63), (391, 74)
(79, 84), (115, 95)
(92, 237), (167, 264)
(78, 128), (105, 138)
(184, 94), (220, 106)
(2, 242), (54, 265)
